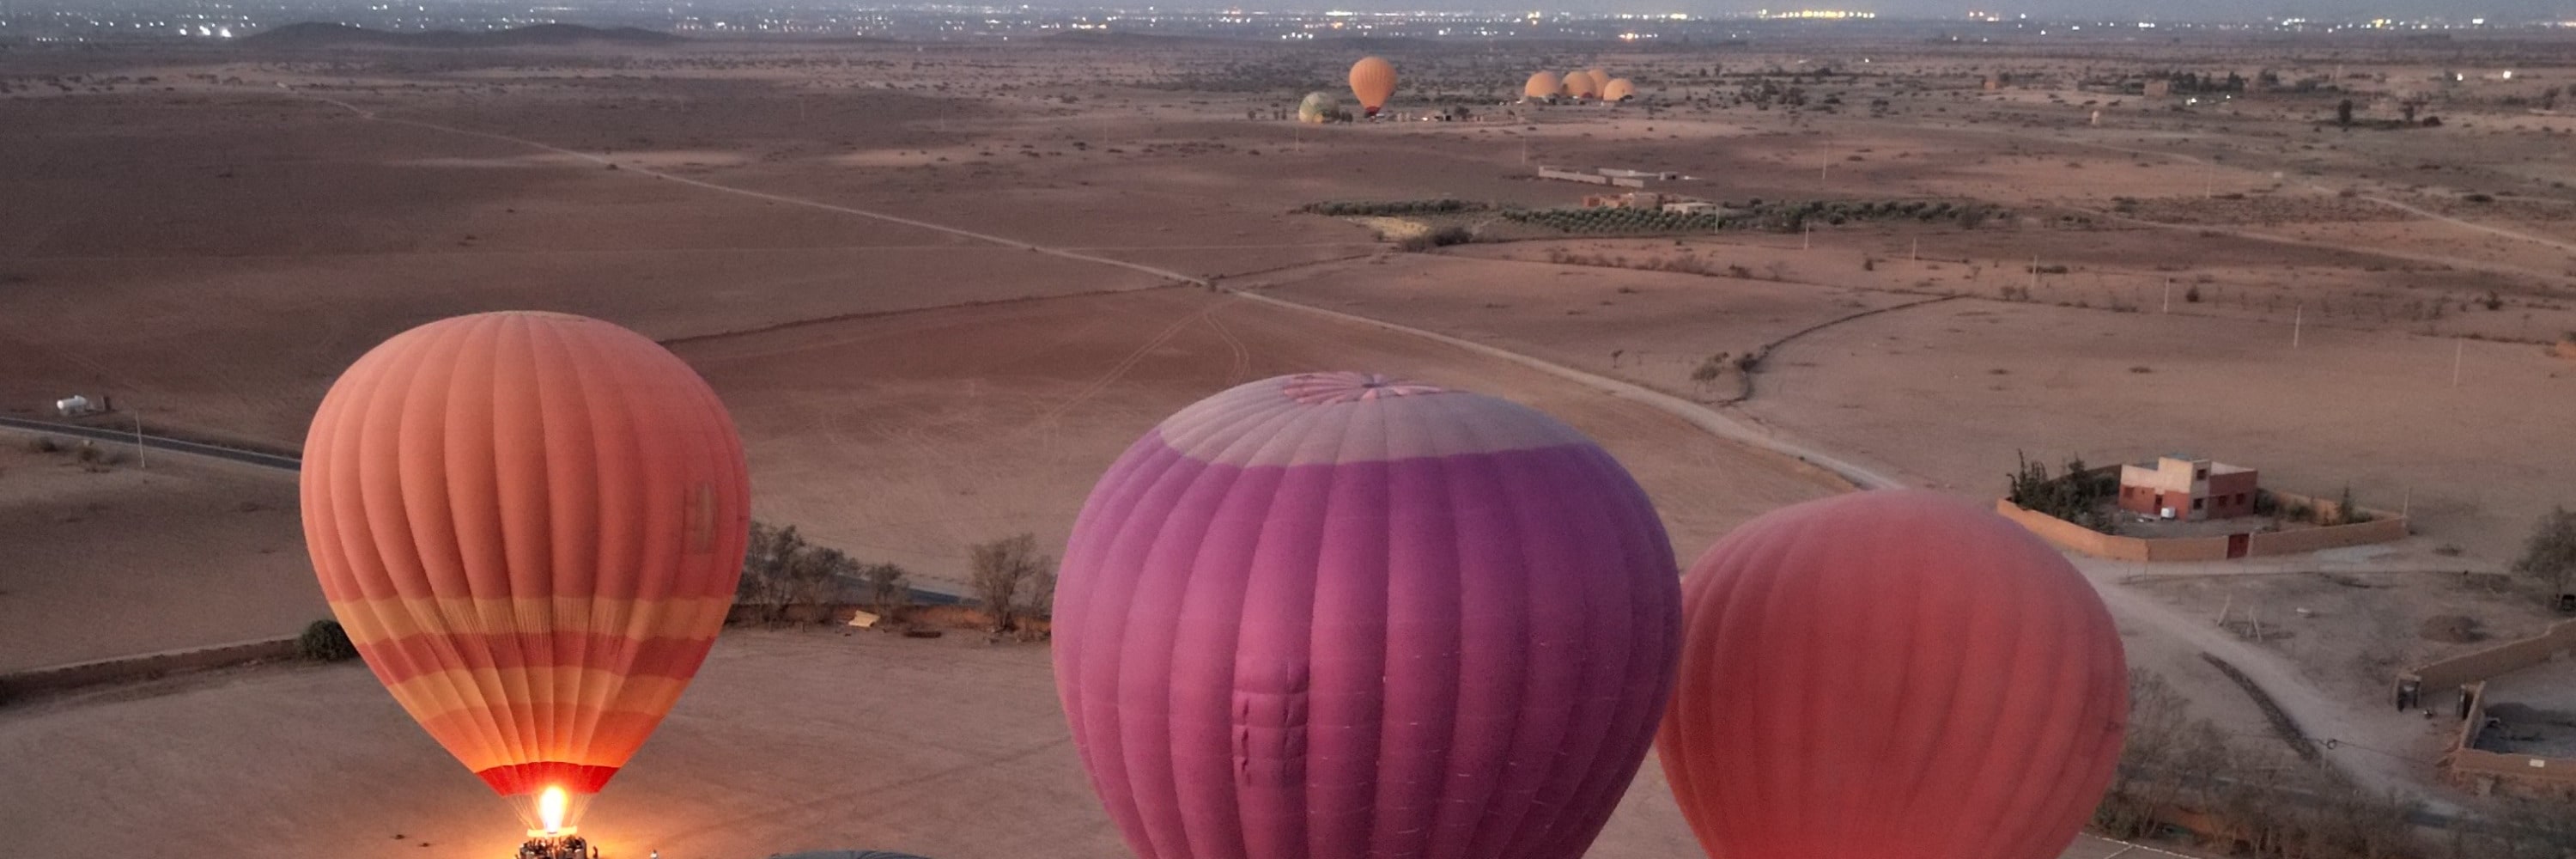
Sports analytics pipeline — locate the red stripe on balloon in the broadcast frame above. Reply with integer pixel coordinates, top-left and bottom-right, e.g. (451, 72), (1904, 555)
(475, 761), (619, 796)
(357, 630), (717, 685)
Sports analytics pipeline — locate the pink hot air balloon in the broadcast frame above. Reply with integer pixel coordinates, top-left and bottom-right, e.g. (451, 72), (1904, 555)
(1657, 490), (2128, 859)
(1054, 372), (1682, 859)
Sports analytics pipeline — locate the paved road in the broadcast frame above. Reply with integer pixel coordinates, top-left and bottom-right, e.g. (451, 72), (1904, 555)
(0, 415), (300, 470)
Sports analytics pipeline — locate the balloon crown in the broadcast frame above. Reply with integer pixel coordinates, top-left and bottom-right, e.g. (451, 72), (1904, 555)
(1280, 371), (1446, 404)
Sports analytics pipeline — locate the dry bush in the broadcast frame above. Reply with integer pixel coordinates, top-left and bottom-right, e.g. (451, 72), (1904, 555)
(969, 533), (1056, 634)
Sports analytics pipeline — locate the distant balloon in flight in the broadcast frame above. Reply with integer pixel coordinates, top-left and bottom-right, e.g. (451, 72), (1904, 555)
(1348, 56), (1396, 116)
(1562, 70), (1600, 100)
(1524, 70), (1562, 101)
(1055, 372), (1683, 859)
(1658, 490), (2127, 859)
(1297, 91), (1337, 124)
(301, 311), (751, 834)
(1603, 78), (1637, 101)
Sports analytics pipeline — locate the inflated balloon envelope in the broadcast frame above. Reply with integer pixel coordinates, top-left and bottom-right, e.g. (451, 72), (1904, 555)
(301, 311), (751, 835)
(1348, 57), (1396, 117)
(1658, 490), (2128, 859)
(1054, 372), (1683, 859)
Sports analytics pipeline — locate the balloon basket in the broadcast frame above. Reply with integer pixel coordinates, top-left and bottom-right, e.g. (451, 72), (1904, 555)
(516, 832), (598, 859)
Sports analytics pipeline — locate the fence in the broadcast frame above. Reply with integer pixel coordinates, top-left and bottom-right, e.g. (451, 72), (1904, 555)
(2443, 679), (2576, 790)
(1995, 497), (2406, 562)
(2399, 620), (2576, 793)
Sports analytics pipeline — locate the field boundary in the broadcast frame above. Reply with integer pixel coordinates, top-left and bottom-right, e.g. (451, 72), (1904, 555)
(0, 637), (298, 704)
(1996, 497), (2408, 563)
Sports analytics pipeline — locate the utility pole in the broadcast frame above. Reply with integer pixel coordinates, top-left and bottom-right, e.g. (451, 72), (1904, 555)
(133, 408), (146, 470)
(1911, 236), (1919, 262)
(2031, 255), (2040, 293)
(1803, 223), (1812, 250)
(2452, 338), (2464, 387)
(2293, 304), (2303, 348)
(2163, 278), (2172, 314)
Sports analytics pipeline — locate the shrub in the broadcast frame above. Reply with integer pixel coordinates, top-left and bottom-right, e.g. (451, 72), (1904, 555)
(2184, 284), (2202, 302)
(298, 619), (358, 661)
(25, 436), (58, 454)
(2006, 453), (2114, 532)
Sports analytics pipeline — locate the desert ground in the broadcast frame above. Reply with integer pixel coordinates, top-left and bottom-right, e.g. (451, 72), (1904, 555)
(3, 25), (2574, 858)
(0, 629), (2173, 859)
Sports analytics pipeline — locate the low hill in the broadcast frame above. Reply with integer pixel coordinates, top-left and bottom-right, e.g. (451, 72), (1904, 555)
(241, 21), (683, 48)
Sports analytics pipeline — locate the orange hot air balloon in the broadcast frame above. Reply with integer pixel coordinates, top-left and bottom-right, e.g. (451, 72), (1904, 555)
(1523, 70), (1562, 101)
(1563, 70), (1599, 100)
(301, 311), (750, 835)
(1349, 56), (1396, 117)
(1603, 78), (1637, 101)
(1658, 491), (2127, 859)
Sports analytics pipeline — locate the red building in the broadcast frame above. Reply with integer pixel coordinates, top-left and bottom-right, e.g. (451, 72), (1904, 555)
(2117, 455), (2258, 521)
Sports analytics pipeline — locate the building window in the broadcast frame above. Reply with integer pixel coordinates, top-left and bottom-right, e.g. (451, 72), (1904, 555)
(2196, 469), (2208, 480)
(2192, 498), (2205, 510)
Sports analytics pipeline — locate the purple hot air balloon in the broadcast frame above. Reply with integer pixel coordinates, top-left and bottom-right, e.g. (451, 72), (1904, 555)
(1054, 372), (1682, 859)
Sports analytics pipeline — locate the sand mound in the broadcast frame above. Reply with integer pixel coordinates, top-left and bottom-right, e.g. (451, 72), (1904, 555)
(2418, 614), (2486, 643)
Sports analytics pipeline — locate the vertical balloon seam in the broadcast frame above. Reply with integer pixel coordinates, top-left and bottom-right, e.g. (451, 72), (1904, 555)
(1136, 457), (1217, 859)
(1522, 449), (1631, 858)
(597, 326), (680, 777)
(396, 323), (514, 776)
(1886, 515), (1962, 856)
(1996, 569), (2086, 856)
(556, 320), (625, 776)
(1470, 448), (1552, 859)
(1601, 446), (1679, 855)
(468, 317), (545, 774)
(1065, 440), (1171, 856)
(1109, 443), (1211, 859)
(1736, 529), (1803, 858)
(1422, 416), (1488, 858)
(1967, 539), (2070, 857)
(1510, 449), (1624, 858)
(1195, 440), (1273, 859)
(495, 316), (562, 765)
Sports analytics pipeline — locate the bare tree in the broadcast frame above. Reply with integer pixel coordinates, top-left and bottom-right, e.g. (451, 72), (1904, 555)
(738, 521), (802, 623)
(2513, 506), (2576, 603)
(970, 533), (1054, 632)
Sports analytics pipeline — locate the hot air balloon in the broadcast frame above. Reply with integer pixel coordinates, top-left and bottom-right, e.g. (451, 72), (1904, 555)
(302, 311), (750, 838)
(1657, 490), (2126, 859)
(1297, 91), (1338, 125)
(1585, 67), (1610, 86)
(1055, 372), (1682, 859)
(1523, 70), (1562, 102)
(1602, 78), (1637, 102)
(1562, 70), (1599, 100)
(1348, 56), (1396, 117)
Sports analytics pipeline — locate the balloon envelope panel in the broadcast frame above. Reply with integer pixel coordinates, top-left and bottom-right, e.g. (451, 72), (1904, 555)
(1657, 490), (2127, 859)
(1054, 373), (1682, 859)
(301, 311), (750, 825)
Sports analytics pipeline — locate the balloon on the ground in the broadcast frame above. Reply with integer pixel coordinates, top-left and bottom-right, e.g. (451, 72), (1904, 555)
(1657, 490), (2127, 859)
(1524, 70), (1562, 101)
(1562, 70), (1599, 100)
(1603, 78), (1637, 101)
(301, 310), (751, 833)
(1348, 57), (1396, 116)
(1055, 372), (1683, 859)
(1297, 91), (1337, 124)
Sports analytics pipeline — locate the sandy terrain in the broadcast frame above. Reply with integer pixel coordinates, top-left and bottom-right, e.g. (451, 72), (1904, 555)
(0, 441), (319, 672)
(0, 629), (2188, 859)
(5, 27), (2574, 854)
(679, 285), (1848, 592)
